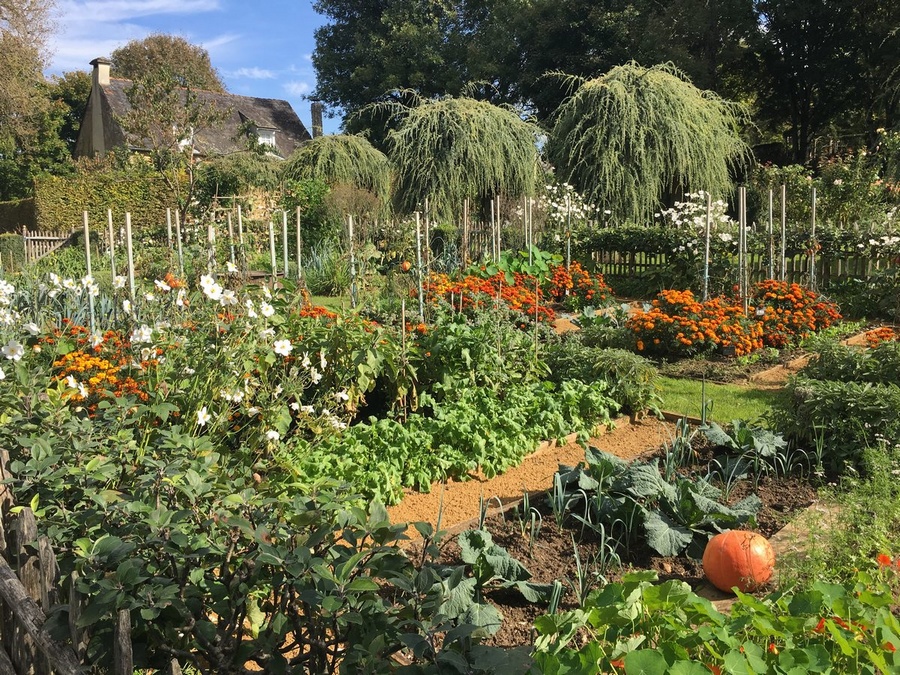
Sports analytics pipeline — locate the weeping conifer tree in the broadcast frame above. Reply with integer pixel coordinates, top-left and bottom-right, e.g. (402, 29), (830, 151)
(375, 94), (541, 221)
(281, 134), (393, 207)
(547, 62), (750, 224)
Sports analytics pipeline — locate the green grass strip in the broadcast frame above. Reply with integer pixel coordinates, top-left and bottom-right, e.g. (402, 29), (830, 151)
(657, 376), (778, 423)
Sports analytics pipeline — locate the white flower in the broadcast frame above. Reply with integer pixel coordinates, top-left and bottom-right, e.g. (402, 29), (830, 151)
(247, 406), (260, 417)
(113, 275), (127, 289)
(131, 324), (153, 344)
(265, 429), (280, 441)
(833, 178), (843, 186)
(335, 389), (349, 402)
(176, 289), (187, 307)
(203, 282), (223, 301)
(49, 273), (61, 286)
(260, 302), (275, 318)
(199, 274), (216, 289)
(320, 350), (327, 370)
(274, 384), (283, 397)
(329, 417), (347, 430)
(80, 275), (94, 288)
(301, 404), (315, 414)
(154, 279), (171, 292)
(77, 382), (89, 398)
(245, 299), (258, 318)
(220, 289), (238, 307)
(145, 292), (156, 303)
(290, 401), (300, 411)
(66, 375), (78, 389)
(226, 261), (238, 273)
(196, 406), (211, 427)
(301, 352), (311, 368)
(62, 278), (77, 290)
(0, 367), (5, 380)
(88, 284), (100, 298)
(2, 340), (24, 361)
(123, 299), (132, 315)
(23, 322), (40, 336)
(262, 286), (272, 300)
(309, 368), (323, 384)
(140, 347), (154, 361)
(184, 367), (196, 375)
(274, 339), (293, 356)
(260, 327), (275, 338)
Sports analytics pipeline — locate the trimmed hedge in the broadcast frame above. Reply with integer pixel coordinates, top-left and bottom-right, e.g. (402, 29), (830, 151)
(0, 198), (35, 233)
(33, 171), (169, 234)
(0, 234), (25, 272)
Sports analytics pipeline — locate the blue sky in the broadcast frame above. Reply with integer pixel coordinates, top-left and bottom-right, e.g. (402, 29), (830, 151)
(47, 0), (342, 134)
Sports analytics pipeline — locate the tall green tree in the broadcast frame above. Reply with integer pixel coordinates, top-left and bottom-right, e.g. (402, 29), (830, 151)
(377, 94), (540, 220)
(548, 62), (749, 224)
(111, 34), (227, 92)
(47, 70), (91, 154)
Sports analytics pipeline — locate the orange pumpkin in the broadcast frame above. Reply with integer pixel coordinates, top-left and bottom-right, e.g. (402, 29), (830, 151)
(702, 530), (775, 593)
(400, 261), (412, 272)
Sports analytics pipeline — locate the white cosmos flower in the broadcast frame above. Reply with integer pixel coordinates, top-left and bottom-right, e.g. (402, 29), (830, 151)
(261, 327), (275, 338)
(66, 375), (78, 388)
(226, 261), (239, 273)
(196, 407), (211, 426)
(265, 429), (280, 441)
(23, 322), (40, 336)
(260, 302), (275, 318)
(2, 340), (24, 361)
(78, 382), (89, 398)
(113, 275), (127, 289)
(274, 339), (293, 356)
(262, 286), (272, 300)
(220, 289), (238, 306)
(176, 289), (187, 307)
(154, 279), (171, 292)
(122, 299), (132, 315)
(203, 283), (223, 301)
(131, 324), (153, 344)
(145, 292), (156, 302)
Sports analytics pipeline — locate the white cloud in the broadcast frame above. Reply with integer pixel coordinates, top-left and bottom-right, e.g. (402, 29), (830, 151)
(59, 0), (220, 23)
(230, 67), (275, 79)
(283, 81), (310, 96)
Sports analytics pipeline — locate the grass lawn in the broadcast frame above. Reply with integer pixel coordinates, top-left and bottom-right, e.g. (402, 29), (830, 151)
(657, 376), (779, 423)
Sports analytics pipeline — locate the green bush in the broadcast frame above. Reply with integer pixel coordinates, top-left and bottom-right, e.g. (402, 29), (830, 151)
(801, 340), (900, 385)
(0, 233), (25, 272)
(827, 268), (900, 323)
(776, 376), (900, 471)
(544, 339), (660, 414)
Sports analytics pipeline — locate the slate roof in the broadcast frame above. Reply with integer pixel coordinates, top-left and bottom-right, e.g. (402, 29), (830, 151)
(101, 78), (311, 157)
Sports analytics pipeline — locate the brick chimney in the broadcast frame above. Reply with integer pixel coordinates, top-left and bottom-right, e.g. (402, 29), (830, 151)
(310, 99), (324, 138)
(87, 57), (112, 155)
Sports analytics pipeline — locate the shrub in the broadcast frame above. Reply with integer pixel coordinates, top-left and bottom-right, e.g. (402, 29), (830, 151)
(627, 289), (763, 358)
(0, 233), (25, 272)
(747, 280), (841, 348)
(801, 339), (900, 385)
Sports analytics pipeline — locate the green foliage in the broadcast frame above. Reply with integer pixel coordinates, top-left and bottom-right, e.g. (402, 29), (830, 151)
(193, 153), (282, 213)
(33, 167), (168, 233)
(531, 569), (900, 674)
(280, 177), (338, 248)
(282, 134), (392, 207)
(801, 339), (900, 384)
(0, 198), (35, 233)
(0, 233), (25, 272)
(553, 447), (759, 557)
(547, 62), (750, 224)
(776, 376), (900, 471)
(827, 268), (900, 323)
(544, 340), (661, 415)
(378, 95), (541, 220)
(656, 376), (778, 424)
(111, 34), (227, 92)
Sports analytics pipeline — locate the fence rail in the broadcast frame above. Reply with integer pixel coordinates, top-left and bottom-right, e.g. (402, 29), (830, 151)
(21, 229), (77, 265)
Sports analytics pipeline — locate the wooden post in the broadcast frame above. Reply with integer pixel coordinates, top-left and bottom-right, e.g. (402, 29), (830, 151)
(207, 218), (216, 273)
(227, 212), (236, 266)
(174, 210), (185, 278)
(107, 209), (116, 282)
(125, 212), (136, 304)
(702, 192), (711, 301)
(565, 194), (572, 271)
(349, 215), (357, 308)
(780, 184), (787, 282)
(268, 219), (277, 283)
(810, 187), (817, 290)
(166, 208), (173, 251)
(282, 210), (289, 278)
(296, 206), (303, 282)
(462, 199), (469, 270)
(768, 189), (774, 280)
(83, 212), (96, 333)
(415, 212), (424, 319)
(490, 198), (496, 262)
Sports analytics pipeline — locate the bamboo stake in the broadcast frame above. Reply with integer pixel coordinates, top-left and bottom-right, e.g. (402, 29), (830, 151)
(83, 212), (95, 333)
(268, 220), (277, 283)
(349, 214), (357, 308)
(740, 187), (749, 315)
(296, 206), (303, 282)
(415, 212), (424, 319)
(174, 210), (184, 278)
(496, 195), (501, 258)
(780, 184), (787, 281)
(207, 218), (216, 273)
(702, 192), (712, 301)
(566, 194), (572, 271)
(227, 213), (236, 266)
(237, 205), (245, 277)
(282, 210), (289, 278)
(166, 208), (173, 251)
(125, 212), (136, 305)
(490, 198), (496, 261)
(810, 187), (817, 290)
(107, 209), (116, 281)
(462, 198), (469, 270)
(768, 189), (774, 279)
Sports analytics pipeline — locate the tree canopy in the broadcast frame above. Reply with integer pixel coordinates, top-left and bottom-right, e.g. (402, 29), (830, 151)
(547, 62), (750, 224)
(378, 95), (540, 220)
(111, 34), (227, 92)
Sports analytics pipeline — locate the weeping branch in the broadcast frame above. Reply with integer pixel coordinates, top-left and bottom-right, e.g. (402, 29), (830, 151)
(282, 134), (393, 205)
(375, 94), (541, 221)
(547, 62), (751, 224)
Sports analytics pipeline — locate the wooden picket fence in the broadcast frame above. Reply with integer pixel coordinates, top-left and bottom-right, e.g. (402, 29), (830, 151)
(0, 451), (184, 675)
(21, 229), (78, 265)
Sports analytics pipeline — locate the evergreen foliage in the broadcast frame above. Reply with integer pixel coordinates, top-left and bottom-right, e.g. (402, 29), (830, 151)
(548, 62), (750, 224)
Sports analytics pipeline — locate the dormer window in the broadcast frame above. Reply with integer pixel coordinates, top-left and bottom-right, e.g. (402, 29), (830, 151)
(255, 127), (276, 148)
